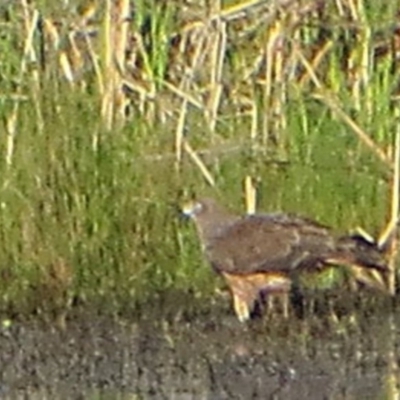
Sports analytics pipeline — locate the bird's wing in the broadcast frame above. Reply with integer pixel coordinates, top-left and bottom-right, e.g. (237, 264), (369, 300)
(207, 213), (336, 274)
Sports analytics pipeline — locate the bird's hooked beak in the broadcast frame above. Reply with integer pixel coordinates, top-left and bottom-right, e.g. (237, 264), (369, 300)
(181, 200), (203, 218)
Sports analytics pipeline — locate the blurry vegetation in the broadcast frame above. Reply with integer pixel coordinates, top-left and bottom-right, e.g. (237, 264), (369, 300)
(0, 0), (398, 320)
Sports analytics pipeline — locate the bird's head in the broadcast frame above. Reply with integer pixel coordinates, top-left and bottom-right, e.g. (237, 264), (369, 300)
(181, 197), (239, 245)
(181, 198), (211, 218)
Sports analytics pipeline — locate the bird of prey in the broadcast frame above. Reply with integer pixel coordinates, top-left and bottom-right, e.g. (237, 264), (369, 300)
(182, 197), (388, 322)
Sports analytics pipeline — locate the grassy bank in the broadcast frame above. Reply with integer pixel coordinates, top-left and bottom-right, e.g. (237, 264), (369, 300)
(0, 0), (398, 319)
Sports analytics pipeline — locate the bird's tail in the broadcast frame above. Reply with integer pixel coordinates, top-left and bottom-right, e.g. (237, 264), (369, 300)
(333, 234), (388, 272)
(328, 234), (389, 292)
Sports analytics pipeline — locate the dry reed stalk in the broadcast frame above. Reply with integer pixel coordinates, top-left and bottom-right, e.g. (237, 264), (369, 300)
(262, 22), (277, 144)
(100, 0), (113, 128)
(101, 0), (130, 130)
(43, 18), (82, 87)
(218, 0), (267, 21)
(61, 31), (86, 86)
(131, 32), (154, 116)
(348, 0), (361, 21)
(334, 0), (345, 16)
(244, 176), (256, 214)
(355, 226), (375, 243)
(59, 51), (76, 85)
(270, 21), (287, 153)
(175, 98), (189, 166)
(353, 131), (400, 295)
(83, 31), (105, 96)
(175, 29), (208, 166)
(175, 29), (205, 166)
(179, 0), (299, 36)
(262, 18), (286, 146)
(179, 0), (267, 35)
(378, 131), (400, 295)
(251, 96), (258, 140)
(6, 4), (39, 167)
(182, 140), (215, 187)
(21, 0), (43, 133)
(346, 0), (372, 115)
(122, 78), (155, 103)
(205, 0), (226, 133)
(42, 17), (60, 48)
(162, 81), (203, 109)
(297, 49), (390, 167)
(314, 92), (391, 168)
(298, 41), (333, 87)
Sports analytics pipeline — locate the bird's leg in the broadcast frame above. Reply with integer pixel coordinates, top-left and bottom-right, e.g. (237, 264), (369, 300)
(266, 296), (274, 314)
(281, 293), (289, 319)
(222, 273), (257, 322)
(256, 273), (292, 319)
(261, 292), (289, 319)
(232, 283), (259, 322)
(232, 292), (251, 322)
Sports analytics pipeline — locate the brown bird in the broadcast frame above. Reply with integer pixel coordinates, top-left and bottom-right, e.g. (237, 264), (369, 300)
(182, 197), (388, 322)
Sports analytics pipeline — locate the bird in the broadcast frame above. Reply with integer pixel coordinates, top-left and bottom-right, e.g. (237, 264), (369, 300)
(182, 197), (389, 322)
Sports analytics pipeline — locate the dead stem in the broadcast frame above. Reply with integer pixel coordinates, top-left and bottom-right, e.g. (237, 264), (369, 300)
(6, 3), (40, 167)
(379, 131), (400, 295)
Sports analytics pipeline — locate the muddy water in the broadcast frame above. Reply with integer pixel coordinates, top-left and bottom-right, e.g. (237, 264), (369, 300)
(0, 296), (399, 400)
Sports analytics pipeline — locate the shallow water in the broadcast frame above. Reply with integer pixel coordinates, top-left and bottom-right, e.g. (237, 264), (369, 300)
(0, 294), (399, 400)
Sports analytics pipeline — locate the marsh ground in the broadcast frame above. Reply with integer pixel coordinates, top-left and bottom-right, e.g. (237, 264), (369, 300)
(0, 293), (398, 400)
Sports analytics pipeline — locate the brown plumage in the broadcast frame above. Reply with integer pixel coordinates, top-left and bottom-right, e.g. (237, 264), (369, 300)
(182, 197), (388, 322)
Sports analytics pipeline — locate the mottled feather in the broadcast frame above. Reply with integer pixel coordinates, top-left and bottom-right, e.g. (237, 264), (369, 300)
(208, 213), (338, 274)
(183, 198), (388, 275)
(182, 197), (388, 321)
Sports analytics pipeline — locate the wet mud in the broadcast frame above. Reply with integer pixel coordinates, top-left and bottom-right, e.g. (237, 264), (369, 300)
(0, 294), (398, 399)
